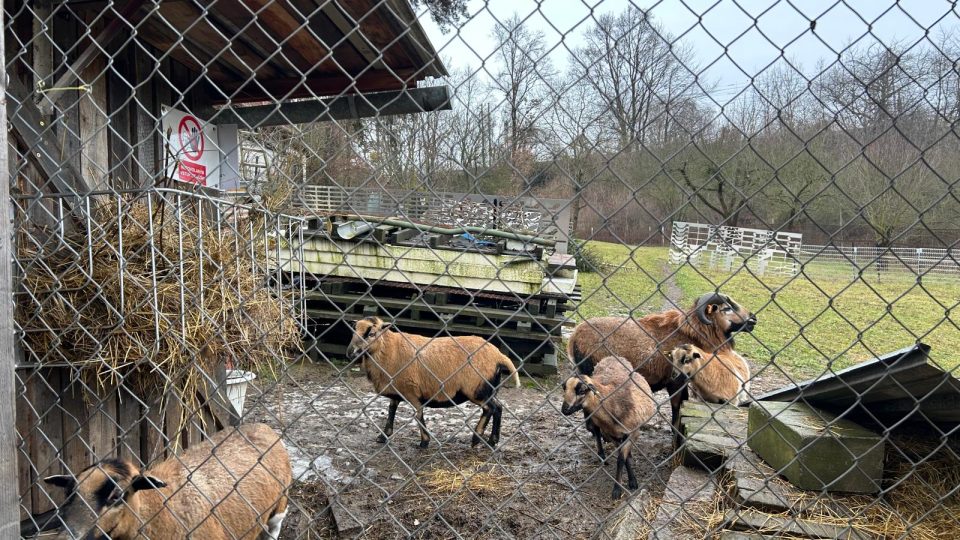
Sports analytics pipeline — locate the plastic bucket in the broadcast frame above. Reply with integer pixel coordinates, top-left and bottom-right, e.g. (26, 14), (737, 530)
(224, 370), (256, 414)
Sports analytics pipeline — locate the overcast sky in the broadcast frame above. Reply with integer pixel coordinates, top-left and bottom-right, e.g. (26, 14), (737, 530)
(418, 0), (960, 102)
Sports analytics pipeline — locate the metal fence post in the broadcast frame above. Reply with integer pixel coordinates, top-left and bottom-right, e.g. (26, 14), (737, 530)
(0, 4), (21, 533)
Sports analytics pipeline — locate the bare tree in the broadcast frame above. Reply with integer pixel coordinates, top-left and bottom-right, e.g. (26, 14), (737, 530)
(543, 73), (608, 237)
(491, 14), (554, 154)
(575, 6), (700, 152)
(441, 67), (499, 189)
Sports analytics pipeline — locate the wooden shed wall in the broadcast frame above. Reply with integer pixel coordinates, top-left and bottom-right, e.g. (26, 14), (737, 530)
(6, 3), (220, 517)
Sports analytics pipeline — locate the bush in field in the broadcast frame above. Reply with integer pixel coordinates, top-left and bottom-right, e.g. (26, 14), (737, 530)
(573, 240), (607, 273)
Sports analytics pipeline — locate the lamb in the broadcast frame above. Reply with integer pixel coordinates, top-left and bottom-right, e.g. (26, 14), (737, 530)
(346, 316), (520, 449)
(560, 356), (656, 500)
(568, 292), (756, 426)
(23, 423), (292, 540)
(668, 343), (751, 405)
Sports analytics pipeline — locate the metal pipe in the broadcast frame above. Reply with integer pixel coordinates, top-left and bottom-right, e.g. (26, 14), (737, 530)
(341, 214), (556, 248)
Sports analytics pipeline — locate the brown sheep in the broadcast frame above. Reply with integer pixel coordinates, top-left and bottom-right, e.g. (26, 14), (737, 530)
(26, 423), (291, 540)
(568, 292), (756, 426)
(347, 316), (520, 449)
(560, 356), (656, 499)
(669, 343), (751, 405)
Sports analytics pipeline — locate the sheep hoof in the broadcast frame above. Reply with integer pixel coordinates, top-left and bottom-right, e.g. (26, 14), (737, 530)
(487, 437), (499, 449)
(376, 434), (389, 444)
(611, 486), (624, 500)
(418, 440), (429, 449)
(471, 434), (482, 448)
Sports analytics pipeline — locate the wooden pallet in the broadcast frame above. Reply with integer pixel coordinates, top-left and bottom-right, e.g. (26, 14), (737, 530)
(302, 277), (575, 375)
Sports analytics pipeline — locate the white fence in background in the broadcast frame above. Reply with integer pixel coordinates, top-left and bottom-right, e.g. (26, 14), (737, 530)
(669, 222), (802, 277)
(800, 245), (960, 280)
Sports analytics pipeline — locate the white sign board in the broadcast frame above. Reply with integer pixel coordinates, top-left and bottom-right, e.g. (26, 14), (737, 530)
(161, 106), (220, 188)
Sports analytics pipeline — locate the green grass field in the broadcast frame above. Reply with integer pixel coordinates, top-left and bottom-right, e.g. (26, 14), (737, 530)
(575, 242), (960, 378)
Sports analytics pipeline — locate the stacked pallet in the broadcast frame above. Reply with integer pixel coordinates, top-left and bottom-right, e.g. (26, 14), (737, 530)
(277, 218), (578, 375)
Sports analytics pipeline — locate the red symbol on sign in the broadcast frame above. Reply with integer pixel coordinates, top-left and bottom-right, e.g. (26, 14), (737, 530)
(178, 115), (204, 161)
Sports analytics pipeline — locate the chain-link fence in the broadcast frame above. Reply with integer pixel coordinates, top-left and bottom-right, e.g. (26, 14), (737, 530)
(5, 0), (960, 538)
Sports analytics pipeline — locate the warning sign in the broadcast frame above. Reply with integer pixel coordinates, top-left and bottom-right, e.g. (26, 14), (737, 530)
(162, 106), (219, 188)
(178, 116), (205, 161)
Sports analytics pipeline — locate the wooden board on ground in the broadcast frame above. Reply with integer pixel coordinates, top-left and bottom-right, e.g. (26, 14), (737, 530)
(721, 508), (878, 540)
(679, 401), (748, 471)
(604, 489), (650, 540)
(726, 451), (810, 513)
(648, 465), (717, 539)
(747, 401), (884, 493)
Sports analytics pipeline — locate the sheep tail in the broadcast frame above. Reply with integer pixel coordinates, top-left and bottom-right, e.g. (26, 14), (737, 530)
(500, 357), (521, 388)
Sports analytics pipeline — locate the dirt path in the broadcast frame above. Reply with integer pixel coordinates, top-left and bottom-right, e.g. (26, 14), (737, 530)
(658, 261), (683, 312)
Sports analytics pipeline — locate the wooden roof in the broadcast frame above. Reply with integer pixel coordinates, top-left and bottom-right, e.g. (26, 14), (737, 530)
(74, 0), (447, 104)
(756, 344), (960, 428)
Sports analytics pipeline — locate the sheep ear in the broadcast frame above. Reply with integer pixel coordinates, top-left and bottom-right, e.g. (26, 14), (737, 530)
(43, 475), (75, 490)
(130, 475), (166, 491)
(692, 351), (701, 360)
(705, 304), (717, 315)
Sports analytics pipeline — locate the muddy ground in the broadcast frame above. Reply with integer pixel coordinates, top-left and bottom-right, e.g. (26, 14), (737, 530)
(245, 359), (789, 539)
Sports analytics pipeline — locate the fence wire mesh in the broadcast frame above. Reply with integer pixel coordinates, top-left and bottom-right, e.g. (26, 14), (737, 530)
(5, 0), (960, 538)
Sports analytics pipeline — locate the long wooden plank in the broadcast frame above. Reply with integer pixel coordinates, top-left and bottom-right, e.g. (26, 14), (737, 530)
(204, 86), (452, 127)
(15, 373), (34, 518)
(79, 13), (110, 192)
(0, 20), (20, 524)
(59, 379), (90, 478)
(307, 292), (570, 329)
(723, 508), (877, 540)
(305, 307), (559, 341)
(31, 370), (64, 513)
(116, 384), (143, 464)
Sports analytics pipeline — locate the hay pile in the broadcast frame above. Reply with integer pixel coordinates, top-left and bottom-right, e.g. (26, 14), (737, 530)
(17, 195), (300, 402)
(420, 458), (516, 500)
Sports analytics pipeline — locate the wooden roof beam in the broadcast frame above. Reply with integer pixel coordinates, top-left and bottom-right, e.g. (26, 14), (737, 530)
(215, 67), (420, 104)
(203, 85), (451, 127)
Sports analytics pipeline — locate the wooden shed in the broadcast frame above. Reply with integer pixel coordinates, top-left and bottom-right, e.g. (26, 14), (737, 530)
(6, 0), (448, 518)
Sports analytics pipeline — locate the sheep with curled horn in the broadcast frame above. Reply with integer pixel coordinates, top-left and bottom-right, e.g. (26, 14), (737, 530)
(567, 292), (756, 428)
(560, 356), (656, 499)
(668, 343), (751, 405)
(21, 423), (292, 540)
(347, 316), (520, 449)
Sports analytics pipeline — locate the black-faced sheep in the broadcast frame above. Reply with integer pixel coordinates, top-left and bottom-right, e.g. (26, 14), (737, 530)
(568, 292), (756, 426)
(347, 316), (520, 449)
(669, 343), (751, 405)
(23, 423), (292, 540)
(560, 356), (656, 499)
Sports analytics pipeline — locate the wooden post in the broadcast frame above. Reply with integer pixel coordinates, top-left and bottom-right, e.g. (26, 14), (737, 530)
(0, 5), (24, 534)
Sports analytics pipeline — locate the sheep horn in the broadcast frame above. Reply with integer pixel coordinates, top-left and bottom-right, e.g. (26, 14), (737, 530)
(695, 293), (720, 326)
